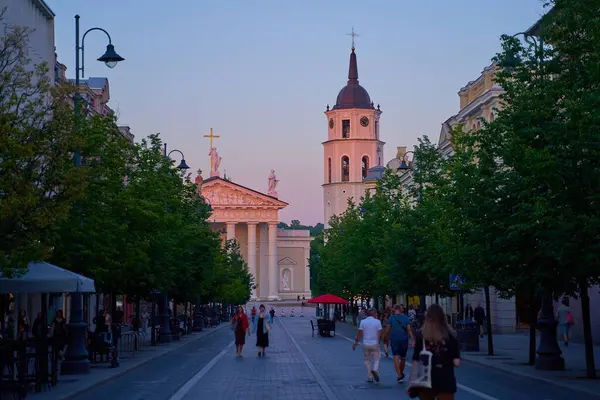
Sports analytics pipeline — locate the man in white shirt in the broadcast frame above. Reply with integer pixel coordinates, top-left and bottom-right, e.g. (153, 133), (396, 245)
(352, 308), (383, 383)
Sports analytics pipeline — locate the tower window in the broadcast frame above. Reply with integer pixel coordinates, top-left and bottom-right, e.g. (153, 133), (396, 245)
(342, 120), (350, 138)
(375, 121), (379, 140)
(341, 156), (350, 182)
(328, 157), (332, 183)
(362, 156), (369, 179)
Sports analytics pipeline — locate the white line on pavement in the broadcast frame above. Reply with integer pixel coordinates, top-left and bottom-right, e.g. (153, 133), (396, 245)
(336, 333), (499, 400)
(168, 341), (234, 400)
(278, 319), (339, 400)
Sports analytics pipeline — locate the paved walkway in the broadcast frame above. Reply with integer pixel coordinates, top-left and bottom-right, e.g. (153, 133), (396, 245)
(29, 324), (228, 400)
(28, 315), (600, 399)
(460, 330), (600, 396)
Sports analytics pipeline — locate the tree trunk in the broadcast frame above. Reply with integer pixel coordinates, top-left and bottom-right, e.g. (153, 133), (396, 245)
(579, 277), (597, 379)
(528, 295), (537, 365)
(484, 286), (494, 356)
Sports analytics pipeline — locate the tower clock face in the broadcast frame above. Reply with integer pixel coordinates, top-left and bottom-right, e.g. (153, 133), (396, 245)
(329, 119), (334, 129)
(360, 116), (369, 127)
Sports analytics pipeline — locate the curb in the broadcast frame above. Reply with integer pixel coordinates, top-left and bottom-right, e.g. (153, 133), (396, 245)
(461, 354), (600, 397)
(54, 324), (229, 400)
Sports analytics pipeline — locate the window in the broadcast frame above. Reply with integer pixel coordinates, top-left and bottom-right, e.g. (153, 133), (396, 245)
(328, 158), (332, 183)
(341, 156), (350, 182)
(490, 112), (495, 121)
(375, 121), (379, 140)
(342, 120), (350, 138)
(362, 156), (369, 179)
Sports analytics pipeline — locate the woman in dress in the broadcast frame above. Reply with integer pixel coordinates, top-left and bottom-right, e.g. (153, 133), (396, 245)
(231, 306), (250, 357)
(253, 304), (271, 357)
(51, 310), (68, 358)
(409, 304), (460, 400)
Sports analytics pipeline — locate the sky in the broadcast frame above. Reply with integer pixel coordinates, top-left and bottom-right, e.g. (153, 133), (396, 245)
(46, 0), (546, 225)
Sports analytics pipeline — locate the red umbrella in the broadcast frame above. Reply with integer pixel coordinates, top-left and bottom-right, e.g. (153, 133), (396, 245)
(308, 294), (348, 305)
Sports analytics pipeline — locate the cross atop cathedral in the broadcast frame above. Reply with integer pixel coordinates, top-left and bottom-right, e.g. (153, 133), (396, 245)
(203, 128), (220, 149)
(347, 27), (359, 50)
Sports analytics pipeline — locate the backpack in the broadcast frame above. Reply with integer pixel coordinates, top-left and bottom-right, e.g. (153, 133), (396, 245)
(566, 311), (574, 325)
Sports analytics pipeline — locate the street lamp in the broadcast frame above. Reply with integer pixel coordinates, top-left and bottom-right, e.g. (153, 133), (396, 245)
(398, 150), (427, 319)
(163, 143), (191, 171)
(504, 27), (563, 371)
(62, 15), (125, 376)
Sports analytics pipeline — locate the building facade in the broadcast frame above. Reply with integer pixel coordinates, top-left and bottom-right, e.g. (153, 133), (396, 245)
(200, 153), (312, 301)
(2, 0), (56, 85)
(322, 45), (384, 227)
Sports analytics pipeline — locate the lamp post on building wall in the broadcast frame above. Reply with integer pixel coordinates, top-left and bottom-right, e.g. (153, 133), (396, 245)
(62, 15), (125, 376)
(502, 26), (564, 371)
(398, 151), (427, 321)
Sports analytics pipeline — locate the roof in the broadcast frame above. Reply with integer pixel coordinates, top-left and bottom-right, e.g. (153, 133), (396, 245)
(363, 165), (385, 182)
(32, 0), (55, 19)
(202, 176), (289, 206)
(333, 49), (374, 110)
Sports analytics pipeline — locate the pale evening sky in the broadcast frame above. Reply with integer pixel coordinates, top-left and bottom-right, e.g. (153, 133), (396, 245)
(46, 0), (546, 225)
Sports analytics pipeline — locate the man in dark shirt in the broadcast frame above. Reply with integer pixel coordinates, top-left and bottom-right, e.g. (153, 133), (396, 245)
(474, 303), (485, 338)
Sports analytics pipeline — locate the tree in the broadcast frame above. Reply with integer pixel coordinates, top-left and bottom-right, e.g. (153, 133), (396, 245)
(0, 17), (83, 276)
(491, 0), (600, 376)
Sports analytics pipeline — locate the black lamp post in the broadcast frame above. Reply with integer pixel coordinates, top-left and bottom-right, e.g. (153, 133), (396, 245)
(398, 151), (427, 319)
(62, 15), (125, 376)
(156, 144), (190, 343)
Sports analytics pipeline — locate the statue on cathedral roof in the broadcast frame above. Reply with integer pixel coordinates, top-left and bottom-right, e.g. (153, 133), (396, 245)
(267, 169), (279, 198)
(194, 169), (203, 194)
(209, 147), (222, 177)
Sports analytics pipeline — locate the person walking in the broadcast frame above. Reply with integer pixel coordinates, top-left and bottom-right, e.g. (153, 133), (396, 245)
(352, 308), (383, 384)
(231, 306), (250, 357)
(253, 304), (271, 357)
(556, 299), (573, 347)
(387, 304), (415, 383)
(409, 304), (460, 400)
(464, 304), (474, 321)
(381, 311), (390, 357)
(473, 303), (485, 338)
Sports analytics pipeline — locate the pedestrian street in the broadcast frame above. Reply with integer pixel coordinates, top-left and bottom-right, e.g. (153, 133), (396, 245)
(69, 308), (598, 400)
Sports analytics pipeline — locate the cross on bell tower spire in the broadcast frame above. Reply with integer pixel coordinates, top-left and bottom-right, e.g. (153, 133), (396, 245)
(347, 27), (359, 50)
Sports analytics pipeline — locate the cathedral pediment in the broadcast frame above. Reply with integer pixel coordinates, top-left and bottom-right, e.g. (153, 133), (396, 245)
(278, 257), (297, 265)
(201, 177), (288, 209)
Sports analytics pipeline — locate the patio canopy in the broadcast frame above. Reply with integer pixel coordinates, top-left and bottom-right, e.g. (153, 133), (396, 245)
(0, 261), (95, 294)
(307, 294), (348, 305)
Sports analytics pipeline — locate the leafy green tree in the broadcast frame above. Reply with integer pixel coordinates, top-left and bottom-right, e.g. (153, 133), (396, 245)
(0, 19), (82, 276)
(490, 0), (600, 376)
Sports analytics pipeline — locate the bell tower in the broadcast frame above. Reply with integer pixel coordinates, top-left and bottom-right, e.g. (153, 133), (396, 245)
(322, 39), (384, 227)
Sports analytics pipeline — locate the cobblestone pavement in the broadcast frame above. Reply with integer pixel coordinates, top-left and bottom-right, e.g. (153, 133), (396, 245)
(57, 315), (600, 400)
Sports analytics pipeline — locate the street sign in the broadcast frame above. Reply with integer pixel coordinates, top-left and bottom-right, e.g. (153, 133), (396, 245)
(449, 274), (464, 291)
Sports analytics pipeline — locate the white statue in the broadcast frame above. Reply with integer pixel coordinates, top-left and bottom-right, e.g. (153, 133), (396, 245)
(282, 269), (290, 290)
(267, 169), (279, 197)
(209, 147), (222, 177)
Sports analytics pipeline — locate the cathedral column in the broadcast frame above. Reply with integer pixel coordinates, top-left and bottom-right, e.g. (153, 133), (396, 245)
(268, 222), (279, 299)
(247, 223), (258, 299)
(226, 222), (236, 243)
(259, 223), (269, 298)
(304, 244), (311, 296)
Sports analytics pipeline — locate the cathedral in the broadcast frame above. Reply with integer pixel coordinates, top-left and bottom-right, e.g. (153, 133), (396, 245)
(322, 44), (385, 227)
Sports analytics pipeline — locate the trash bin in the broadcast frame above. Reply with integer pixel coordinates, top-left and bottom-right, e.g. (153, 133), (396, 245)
(456, 319), (479, 351)
(170, 318), (181, 341)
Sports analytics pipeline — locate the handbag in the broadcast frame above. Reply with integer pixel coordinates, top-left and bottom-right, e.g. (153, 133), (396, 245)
(407, 338), (433, 394)
(566, 311), (574, 325)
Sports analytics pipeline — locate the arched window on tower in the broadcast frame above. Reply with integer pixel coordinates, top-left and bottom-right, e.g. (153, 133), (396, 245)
(341, 156), (350, 182)
(328, 158), (332, 183)
(362, 156), (369, 179)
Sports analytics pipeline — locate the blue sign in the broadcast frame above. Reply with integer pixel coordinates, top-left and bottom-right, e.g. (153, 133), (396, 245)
(449, 274), (464, 291)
